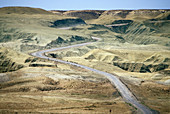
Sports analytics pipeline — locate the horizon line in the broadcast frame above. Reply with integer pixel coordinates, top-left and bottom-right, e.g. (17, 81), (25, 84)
(0, 6), (170, 11)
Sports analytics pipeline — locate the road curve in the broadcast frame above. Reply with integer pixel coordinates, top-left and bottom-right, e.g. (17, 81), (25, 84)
(31, 37), (152, 114)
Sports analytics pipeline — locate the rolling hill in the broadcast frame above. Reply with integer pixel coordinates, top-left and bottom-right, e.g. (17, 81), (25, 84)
(0, 7), (52, 14)
(0, 6), (170, 114)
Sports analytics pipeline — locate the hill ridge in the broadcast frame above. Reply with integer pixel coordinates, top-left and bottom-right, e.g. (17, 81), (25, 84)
(0, 7), (52, 14)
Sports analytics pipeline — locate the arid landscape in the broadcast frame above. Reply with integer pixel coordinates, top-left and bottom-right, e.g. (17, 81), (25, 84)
(0, 7), (170, 113)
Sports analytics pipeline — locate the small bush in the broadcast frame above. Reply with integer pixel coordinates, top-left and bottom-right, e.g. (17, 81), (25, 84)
(43, 77), (59, 85)
(36, 86), (63, 91)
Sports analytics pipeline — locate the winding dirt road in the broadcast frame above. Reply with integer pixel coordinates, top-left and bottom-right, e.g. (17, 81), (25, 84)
(31, 37), (153, 114)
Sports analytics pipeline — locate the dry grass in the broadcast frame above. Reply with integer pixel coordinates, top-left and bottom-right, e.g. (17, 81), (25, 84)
(0, 75), (134, 113)
(0, 7), (170, 114)
(122, 79), (170, 113)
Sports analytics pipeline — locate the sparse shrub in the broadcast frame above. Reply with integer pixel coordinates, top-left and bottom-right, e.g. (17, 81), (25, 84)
(36, 86), (63, 91)
(43, 77), (59, 85)
(25, 57), (38, 63)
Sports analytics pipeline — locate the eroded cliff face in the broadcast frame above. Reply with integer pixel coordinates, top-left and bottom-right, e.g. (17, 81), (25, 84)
(101, 9), (169, 19)
(0, 48), (25, 73)
(0, 47), (59, 73)
(51, 18), (86, 27)
(113, 62), (169, 73)
(123, 21), (170, 46)
(84, 9), (170, 24)
(82, 49), (170, 73)
(101, 10), (132, 18)
(127, 10), (168, 19)
(50, 9), (169, 23)
(63, 10), (105, 20)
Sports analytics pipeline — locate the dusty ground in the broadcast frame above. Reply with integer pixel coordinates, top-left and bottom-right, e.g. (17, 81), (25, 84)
(0, 7), (170, 114)
(54, 43), (170, 113)
(122, 79), (170, 113)
(0, 64), (134, 113)
(60, 56), (170, 113)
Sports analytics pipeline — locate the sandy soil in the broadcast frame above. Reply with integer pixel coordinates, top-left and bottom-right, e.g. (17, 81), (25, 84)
(0, 65), (134, 113)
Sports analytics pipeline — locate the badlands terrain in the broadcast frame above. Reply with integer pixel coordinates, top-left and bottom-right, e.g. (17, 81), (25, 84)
(0, 7), (170, 113)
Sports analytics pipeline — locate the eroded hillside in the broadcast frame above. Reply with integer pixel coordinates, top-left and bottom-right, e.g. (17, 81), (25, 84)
(0, 7), (170, 113)
(0, 47), (28, 73)
(0, 8), (92, 52)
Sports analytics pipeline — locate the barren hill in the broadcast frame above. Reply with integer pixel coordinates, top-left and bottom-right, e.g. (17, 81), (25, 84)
(0, 7), (170, 113)
(89, 9), (170, 24)
(48, 9), (170, 24)
(0, 7), (52, 14)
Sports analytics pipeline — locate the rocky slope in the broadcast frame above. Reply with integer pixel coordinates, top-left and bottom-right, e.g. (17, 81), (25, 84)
(48, 9), (170, 24)
(63, 10), (105, 20)
(50, 9), (169, 21)
(0, 47), (60, 73)
(90, 9), (170, 24)
(123, 21), (170, 46)
(0, 7), (170, 113)
(0, 48), (29, 73)
(0, 8), (92, 52)
(51, 18), (86, 27)
(0, 53), (24, 73)
(82, 49), (170, 73)
(0, 7), (169, 75)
